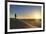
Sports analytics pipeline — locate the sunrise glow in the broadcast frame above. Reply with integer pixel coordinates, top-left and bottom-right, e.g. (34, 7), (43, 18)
(16, 11), (41, 19)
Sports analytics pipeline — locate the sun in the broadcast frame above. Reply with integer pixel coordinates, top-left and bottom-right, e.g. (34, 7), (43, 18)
(31, 11), (41, 19)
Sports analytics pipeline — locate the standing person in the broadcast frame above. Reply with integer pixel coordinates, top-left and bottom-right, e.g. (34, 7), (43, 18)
(15, 13), (16, 19)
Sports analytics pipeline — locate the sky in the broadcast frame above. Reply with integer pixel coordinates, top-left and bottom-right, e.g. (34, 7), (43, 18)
(10, 5), (41, 19)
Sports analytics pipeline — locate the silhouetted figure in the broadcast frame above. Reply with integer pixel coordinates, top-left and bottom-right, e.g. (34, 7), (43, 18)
(15, 13), (16, 19)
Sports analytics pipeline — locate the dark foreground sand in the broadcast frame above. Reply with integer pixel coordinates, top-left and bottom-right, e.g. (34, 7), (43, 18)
(10, 18), (41, 29)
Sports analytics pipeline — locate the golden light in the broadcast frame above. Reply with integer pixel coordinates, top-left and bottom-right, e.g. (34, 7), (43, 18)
(16, 10), (41, 19)
(31, 11), (41, 19)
